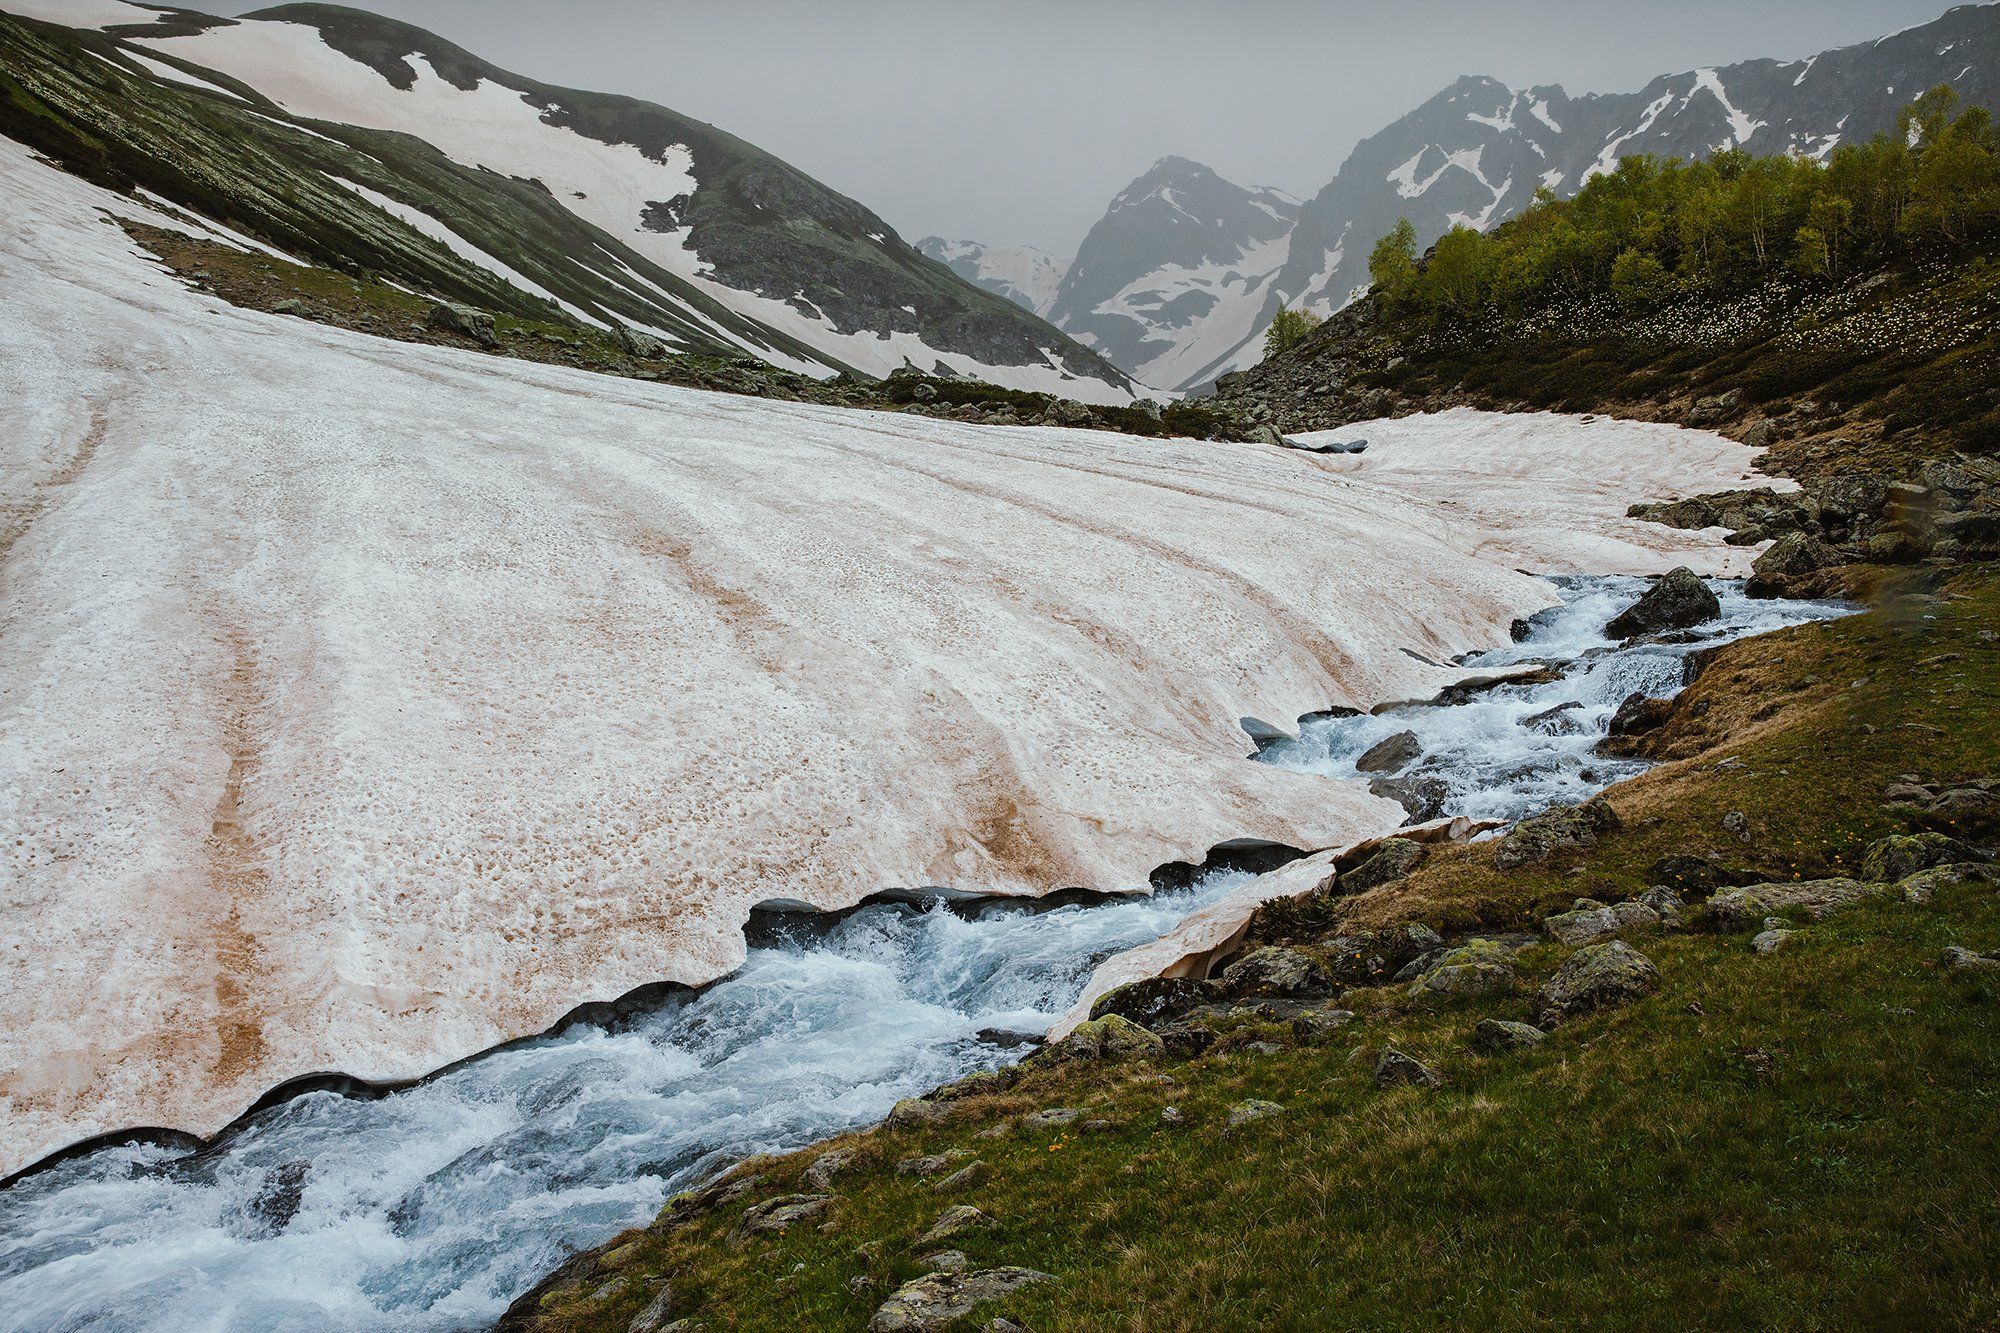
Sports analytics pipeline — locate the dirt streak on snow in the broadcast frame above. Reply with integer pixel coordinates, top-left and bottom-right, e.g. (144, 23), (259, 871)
(0, 137), (1776, 1176)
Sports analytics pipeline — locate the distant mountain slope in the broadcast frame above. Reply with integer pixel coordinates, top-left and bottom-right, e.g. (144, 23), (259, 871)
(915, 237), (1068, 318)
(989, 3), (2000, 394)
(0, 0), (1136, 400)
(1039, 156), (1300, 393)
(1277, 3), (2000, 316)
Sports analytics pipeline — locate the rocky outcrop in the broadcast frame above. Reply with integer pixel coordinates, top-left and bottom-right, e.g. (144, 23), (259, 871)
(867, 1267), (1054, 1332)
(1605, 567), (1719, 638)
(1537, 941), (1658, 1021)
(1493, 797), (1621, 870)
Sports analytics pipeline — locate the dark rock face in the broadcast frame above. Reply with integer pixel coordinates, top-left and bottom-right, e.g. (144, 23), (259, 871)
(1322, 924), (1444, 986)
(1605, 567), (1720, 639)
(1218, 947), (1332, 998)
(1369, 771), (1452, 821)
(1340, 838), (1428, 894)
(1355, 730), (1423, 773)
(1606, 692), (1673, 739)
(1088, 976), (1220, 1028)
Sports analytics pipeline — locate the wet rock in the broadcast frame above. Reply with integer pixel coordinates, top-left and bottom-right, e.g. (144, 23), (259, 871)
(1219, 946), (1332, 998)
(1373, 1049), (1442, 1088)
(867, 1267), (1054, 1332)
(1292, 1007), (1356, 1045)
(1605, 567), (1719, 638)
(426, 301), (497, 347)
(1860, 832), (1980, 884)
(1749, 532), (1844, 588)
(1340, 837), (1428, 893)
(916, 1205), (998, 1248)
(1369, 771), (1452, 820)
(1472, 1019), (1545, 1053)
(1407, 940), (1516, 1001)
(1542, 900), (1660, 946)
(1537, 940), (1658, 1021)
(1521, 701), (1588, 736)
(1355, 730), (1422, 773)
(1607, 692), (1673, 738)
(1225, 1098), (1286, 1127)
(1703, 878), (1883, 928)
(1088, 976), (1220, 1028)
(732, 1194), (830, 1241)
(1493, 797), (1621, 870)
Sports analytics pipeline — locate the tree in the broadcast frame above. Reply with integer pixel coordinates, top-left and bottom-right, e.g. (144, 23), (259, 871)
(1261, 305), (1323, 360)
(1368, 218), (1418, 300)
(1609, 247), (1674, 308)
(1420, 226), (1495, 315)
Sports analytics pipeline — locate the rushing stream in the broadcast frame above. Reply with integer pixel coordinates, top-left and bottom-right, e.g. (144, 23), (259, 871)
(0, 576), (1851, 1331)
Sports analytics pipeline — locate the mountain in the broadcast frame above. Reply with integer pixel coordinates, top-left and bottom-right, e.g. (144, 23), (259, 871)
(986, 3), (2000, 394)
(1041, 156), (1301, 394)
(0, 0), (1137, 401)
(1276, 3), (2000, 315)
(915, 237), (1068, 318)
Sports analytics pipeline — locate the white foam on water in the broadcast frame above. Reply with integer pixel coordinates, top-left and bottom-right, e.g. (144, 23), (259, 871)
(1257, 575), (1854, 826)
(0, 872), (1250, 1331)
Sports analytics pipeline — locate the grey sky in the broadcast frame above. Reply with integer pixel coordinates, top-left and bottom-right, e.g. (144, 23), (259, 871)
(215, 0), (1961, 254)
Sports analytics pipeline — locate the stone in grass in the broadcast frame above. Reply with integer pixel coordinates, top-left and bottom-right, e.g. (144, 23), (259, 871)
(896, 1151), (967, 1177)
(867, 1267), (1055, 1333)
(1225, 1098), (1286, 1128)
(1340, 837), (1429, 893)
(920, 1250), (969, 1274)
(1406, 940), (1516, 1001)
(1374, 1048), (1443, 1088)
(1543, 900), (1661, 946)
(932, 1161), (987, 1192)
(730, 1194), (829, 1242)
(916, 1205), (998, 1248)
(1219, 946), (1333, 998)
(1860, 832), (1980, 884)
(1021, 1107), (1080, 1129)
(1355, 730), (1423, 773)
(625, 1283), (679, 1333)
(1751, 927), (1793, 955)
(1605, 566), (1720, 638)
(1471, 1019), (1545, 1053)
(1492, 796), (1621, 870)
(1537, 940), (1659, 1022)
(803, 1147), (856, 1191)
(886, 1098), (949, 1130)
(1043, 1013), (1166, 1063)
(1292, 1007), (1357, 1045)
(1898, 863), (1999, 905)
(1940, 946), (2000, 973)
(1702, 879), (1884, 930)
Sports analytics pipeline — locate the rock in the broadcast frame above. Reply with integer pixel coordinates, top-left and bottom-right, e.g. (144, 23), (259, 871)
(1021, 1107), (1081, 1129)
(1355, 730), (1422, 773)
(1722, 810), (1751, 843)
(1542, 900), (1660, 946)
(426, 301), (498, 348)
(1860, 832), (1979, 883)
(1649, 855), (1752, 895)
(1636, 885), (1687, 928)
(1291, 1007), (1356, 1045)
(867, 1268), (1054, 1332)
(1750, 532), (1843, 582)
(1521, 701), (1588, 736)
(1087, 976), (1220, 1029)
(1225, 1098), (1286, 1127)
(933, 1162), (987, 1192)
(1940, 946), (2000, 973)
(886, 1098), (948, 1130)
(1537, 940), (1659, 1021)
(1472, 1019), (1546, 1053)
(627, 1284), (677, 1333)
(1897, 863), (1999, 905)
(1704, 878), (1883, 928)
(1493, 797), (1621, 870)
(1044, 1013), (1166, 1062)
(803, 1148), (856, 1191)
(1248, 423), (1291, 447)
(1322, 923), (1444, 985)
(614, 326), (669, 359)
(270, 297), (308, 317)
(921, 1250), (970, 1274)
(732, 1194), (830, 1241)
(1607, 692), (1673, 738)
(897, 1152), (967, 1177)
(1407, 939), (1516, 1001)
(1369, 771), (1452, 820)
(1219, 946), (1332, 998)
(1605, 567), (1719, 638)
(1751, 927), (1793, 954)
(1159, 1105), (1184, 1125)
(1373, 1048), (1442, 1088)
(916, 1206), (998, 1248)
(1741, 419), (1779, 448)
(1340, 838), (1428, 893)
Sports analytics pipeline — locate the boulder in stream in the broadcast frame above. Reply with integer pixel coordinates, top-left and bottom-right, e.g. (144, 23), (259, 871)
(1605, 566), (1720, 638)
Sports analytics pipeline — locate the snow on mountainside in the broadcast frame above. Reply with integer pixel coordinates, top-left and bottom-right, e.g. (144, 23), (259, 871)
(0, 127), (1778, 1176)
(916, 237), (1069, 318)
(1043, 156), (1301, 395)
(0, 0), (1137, 401)
(998, 3), (2000, 393)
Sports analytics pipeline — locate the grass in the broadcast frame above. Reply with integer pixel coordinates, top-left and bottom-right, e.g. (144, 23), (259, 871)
(510, 570), (2000, 1331)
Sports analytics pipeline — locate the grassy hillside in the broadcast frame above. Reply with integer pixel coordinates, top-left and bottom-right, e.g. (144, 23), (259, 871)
(503, 570), (2000, 1332)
